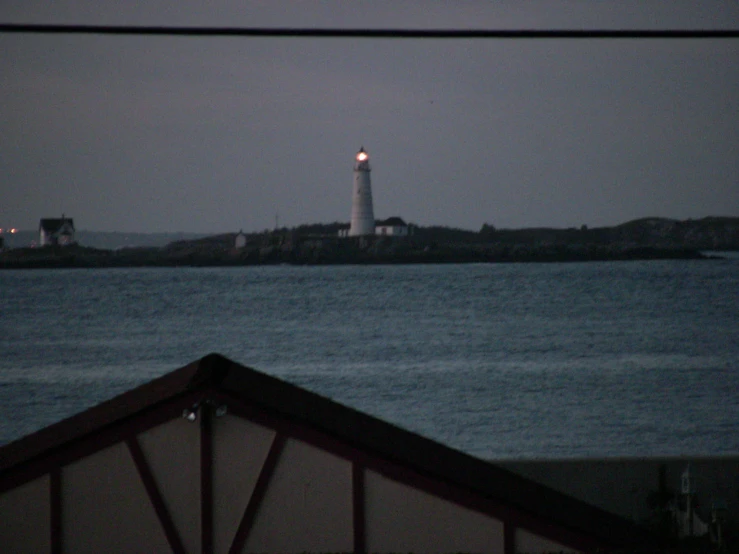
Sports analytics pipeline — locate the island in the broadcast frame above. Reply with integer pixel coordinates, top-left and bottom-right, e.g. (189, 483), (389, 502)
(1, 217), (737, 269)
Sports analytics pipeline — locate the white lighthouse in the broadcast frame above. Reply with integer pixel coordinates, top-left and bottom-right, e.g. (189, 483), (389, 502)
(349, 146), (375, 236)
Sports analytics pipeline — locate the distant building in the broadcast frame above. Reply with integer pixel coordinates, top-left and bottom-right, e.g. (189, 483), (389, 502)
(234, 230), (248, 249)
(39, 215), (75, 246)
(337, 223), (350, 238)
(375, 217), (409, 237)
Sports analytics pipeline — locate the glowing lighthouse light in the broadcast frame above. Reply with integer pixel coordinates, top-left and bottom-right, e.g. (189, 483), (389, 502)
(349, 146), (375, 236)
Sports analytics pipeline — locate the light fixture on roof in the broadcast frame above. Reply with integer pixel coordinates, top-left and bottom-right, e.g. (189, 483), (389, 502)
(181, 398), (228, 422)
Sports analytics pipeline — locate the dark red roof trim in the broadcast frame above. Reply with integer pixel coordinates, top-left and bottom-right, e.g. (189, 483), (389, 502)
(127, 437), (187, 554)
(504, 521), (515, 554)
(50, 468), (61, 554)
(353, 463), (366, 554)
(228, 433), (286, 553)
(0, 392), (204, 495)
(201, 408), (214, 554)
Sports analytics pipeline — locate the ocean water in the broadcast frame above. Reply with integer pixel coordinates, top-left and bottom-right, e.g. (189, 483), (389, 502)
(1, 259), (738, 459)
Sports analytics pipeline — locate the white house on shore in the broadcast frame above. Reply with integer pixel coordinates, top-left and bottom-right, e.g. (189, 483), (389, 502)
(39, 215), (75, 246)
(234, 230), (248, 249)
(338, 217), (411, 239)
(375, 216), (410, 237)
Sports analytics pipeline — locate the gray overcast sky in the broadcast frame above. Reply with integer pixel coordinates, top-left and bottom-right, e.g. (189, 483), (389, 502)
(1, 2), (738, 233)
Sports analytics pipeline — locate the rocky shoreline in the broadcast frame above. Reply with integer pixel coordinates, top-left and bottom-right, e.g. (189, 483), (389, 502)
(0, 242), (714, 270)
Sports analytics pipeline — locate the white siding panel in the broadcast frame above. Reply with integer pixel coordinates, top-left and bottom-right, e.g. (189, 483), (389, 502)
(365, 470), (505, 553)
(244, 438), (353, 553)
(62, 442), (170, 554)
(138, 417), (201, 554)
(0, 475), (50, 553)
(516, 528), (580, 554)
(213, 415), (275, 554)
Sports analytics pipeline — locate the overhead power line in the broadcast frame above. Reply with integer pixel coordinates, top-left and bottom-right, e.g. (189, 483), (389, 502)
(0, 23), (738, 39)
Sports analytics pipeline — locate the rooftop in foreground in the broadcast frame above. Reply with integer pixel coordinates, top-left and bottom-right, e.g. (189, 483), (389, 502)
(0, 353), (657, 553)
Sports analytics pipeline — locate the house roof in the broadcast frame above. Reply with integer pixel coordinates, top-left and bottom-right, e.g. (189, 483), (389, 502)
(0, 353), (656, 550)
(39, 217), (75, 233)
(375, 216), (407, 227)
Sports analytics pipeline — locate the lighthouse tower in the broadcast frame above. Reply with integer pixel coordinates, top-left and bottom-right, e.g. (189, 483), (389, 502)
(349, 146), (375, 236)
